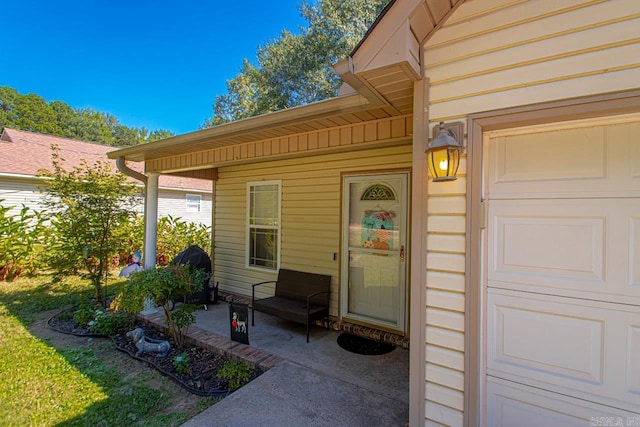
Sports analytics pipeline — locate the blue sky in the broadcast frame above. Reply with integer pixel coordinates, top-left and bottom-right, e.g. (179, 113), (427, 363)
(2, 0), (306, 135)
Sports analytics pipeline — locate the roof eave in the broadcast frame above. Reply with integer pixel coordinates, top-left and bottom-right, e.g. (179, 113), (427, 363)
(107, 93), (374, 162)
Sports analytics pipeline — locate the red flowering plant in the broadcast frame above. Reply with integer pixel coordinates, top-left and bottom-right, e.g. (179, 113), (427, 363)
(375, 210), (396, 221)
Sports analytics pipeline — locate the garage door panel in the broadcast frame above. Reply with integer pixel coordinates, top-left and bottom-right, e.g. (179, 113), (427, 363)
(493, 214), (604, 281)
(610, 120), (640, 180)
(488, 289), (640, 412)
(489, 120), (640, 199)
(630, 325), (640, 395)
(487, 377), (638, 427)
(489, 297), (603, 384)
(492, 127), (605, 184)
(632, 217), (640, 288)
(488, 199), (640, 304)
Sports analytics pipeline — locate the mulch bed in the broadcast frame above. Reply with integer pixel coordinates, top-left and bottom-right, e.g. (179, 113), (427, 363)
(48, 310), (262, 397)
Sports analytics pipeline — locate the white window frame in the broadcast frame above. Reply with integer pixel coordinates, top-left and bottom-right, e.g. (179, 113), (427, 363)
(246, 180), (281, 271)
(185, 194), (201, 213)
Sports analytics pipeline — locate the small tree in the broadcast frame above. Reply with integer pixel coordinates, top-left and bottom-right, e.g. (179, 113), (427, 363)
(39, 146), (140, 304)
(117, 264), (207, 349)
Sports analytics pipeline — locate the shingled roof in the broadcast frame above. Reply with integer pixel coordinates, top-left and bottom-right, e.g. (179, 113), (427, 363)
(0, 128), (211, 192)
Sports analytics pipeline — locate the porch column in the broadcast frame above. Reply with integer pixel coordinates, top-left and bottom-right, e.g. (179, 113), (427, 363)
(144, 172), (159, 269)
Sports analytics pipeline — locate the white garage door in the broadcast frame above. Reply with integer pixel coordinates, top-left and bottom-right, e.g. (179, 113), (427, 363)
(484, 115), (640, 426)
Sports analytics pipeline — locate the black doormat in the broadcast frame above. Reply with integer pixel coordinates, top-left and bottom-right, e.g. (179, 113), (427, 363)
(337, 333), (395, 356)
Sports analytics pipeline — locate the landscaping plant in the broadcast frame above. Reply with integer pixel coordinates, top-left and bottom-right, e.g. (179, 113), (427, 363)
(118, 264), (208, 348)
(90, 307), (135, 337)
(0, 201), (47, 281)
(173, 352), (190, 375)
(156, 215), (211, 265)
(218, 360), (251, 390)
(38, 146), (140, 304)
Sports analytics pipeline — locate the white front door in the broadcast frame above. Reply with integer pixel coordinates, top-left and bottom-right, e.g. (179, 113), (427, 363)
(341, 173), (409, 332)
(483, 115), (640, 425)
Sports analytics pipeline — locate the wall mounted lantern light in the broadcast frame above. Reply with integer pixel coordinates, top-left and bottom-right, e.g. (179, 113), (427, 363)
(426, 121), (465, 182)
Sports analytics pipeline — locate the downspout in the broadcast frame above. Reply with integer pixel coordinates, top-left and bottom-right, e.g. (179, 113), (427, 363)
(115, 157), (157, 270)
(116, 156), (147, 185)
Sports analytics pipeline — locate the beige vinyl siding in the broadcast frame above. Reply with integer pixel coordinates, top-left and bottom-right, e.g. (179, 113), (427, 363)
(213, 144), (412, 317)
(419, 1), (640, 425)
(423, 171), (467, 425)
(425, 0), (640, 122)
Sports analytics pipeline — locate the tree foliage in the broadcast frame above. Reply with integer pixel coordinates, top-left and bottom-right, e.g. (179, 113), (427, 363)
(0, 86), (175, 146)
(117, 264), (208, 348)
(0, 201), (47, 281)
(38, 146), (141, 303)
(203, 0), (391, 127)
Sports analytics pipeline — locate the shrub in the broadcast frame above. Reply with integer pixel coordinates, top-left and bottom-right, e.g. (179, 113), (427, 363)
(91, 309), (135, 337)
(0, 201), (47, 281)
(218, 360), (251, 390)
(117, 264), (208, 348)
(172, 352), (190, 375)
(156, 215), (211, 265)
(73, 302), (98, 327)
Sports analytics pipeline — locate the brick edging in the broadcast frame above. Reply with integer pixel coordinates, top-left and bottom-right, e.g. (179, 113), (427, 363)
(138, 311), (283, 372)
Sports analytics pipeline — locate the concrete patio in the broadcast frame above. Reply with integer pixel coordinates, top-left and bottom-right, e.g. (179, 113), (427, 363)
(140, 298), (409, 426)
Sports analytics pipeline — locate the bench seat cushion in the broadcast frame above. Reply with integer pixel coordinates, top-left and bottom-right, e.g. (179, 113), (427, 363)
(253, 296), (328, 324)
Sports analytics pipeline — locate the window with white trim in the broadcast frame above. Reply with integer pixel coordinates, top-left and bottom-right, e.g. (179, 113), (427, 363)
(247, 181), (281, 270)
(185, 194), (201, 213)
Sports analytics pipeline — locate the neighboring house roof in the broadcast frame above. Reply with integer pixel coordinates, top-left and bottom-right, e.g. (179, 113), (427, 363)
(0, 128), (211, 192)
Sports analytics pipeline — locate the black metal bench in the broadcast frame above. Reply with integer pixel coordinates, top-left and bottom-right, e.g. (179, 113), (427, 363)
(251, 269), (331, 342)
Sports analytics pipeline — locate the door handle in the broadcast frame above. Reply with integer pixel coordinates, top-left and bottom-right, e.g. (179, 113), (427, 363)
(400, 245), (405, 262)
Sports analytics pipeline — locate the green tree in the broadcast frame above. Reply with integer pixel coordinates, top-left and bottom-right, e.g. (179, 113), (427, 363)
(50, 100), (80, 139)
(0, 86), (175, 145)
(13, 93), (61, 135)
(202, 0), (390, 127)
(148, 128), (176, 142)
(0, 86), (19, 130)
(74, 107), (116, 144)
(39, 146), (141, 304)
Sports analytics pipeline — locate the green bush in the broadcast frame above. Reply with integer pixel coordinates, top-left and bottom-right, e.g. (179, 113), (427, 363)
(218, 360), (251, 390)
(156, 215), (211, 265)
(172, 352), (190, 375)
(117, 264), (208, 348)
(73, 302), (99, 327)
(0, 201), (47, 281)
(91, 309), (135, 336)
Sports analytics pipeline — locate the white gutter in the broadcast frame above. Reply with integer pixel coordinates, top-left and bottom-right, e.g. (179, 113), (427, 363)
(115, 157), (147, 185)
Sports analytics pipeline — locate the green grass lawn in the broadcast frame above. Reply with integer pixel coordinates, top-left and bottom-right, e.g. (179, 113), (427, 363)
(0, 274), (215, 426)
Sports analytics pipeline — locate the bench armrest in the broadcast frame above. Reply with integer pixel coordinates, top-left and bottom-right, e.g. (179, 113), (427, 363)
(306, 290), (330, 307)
(252, 280), (277, 301)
